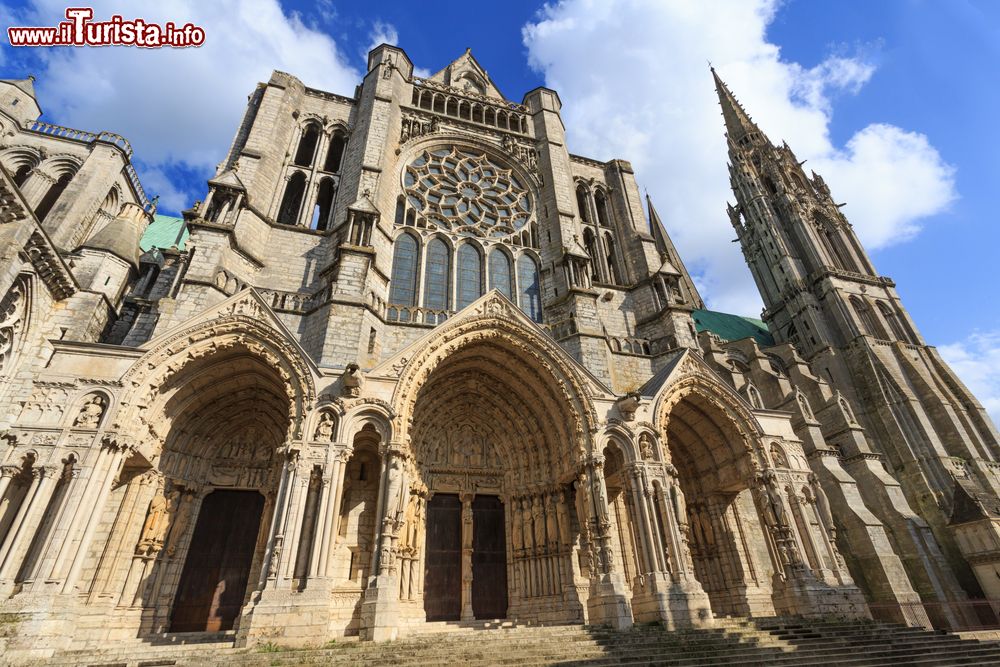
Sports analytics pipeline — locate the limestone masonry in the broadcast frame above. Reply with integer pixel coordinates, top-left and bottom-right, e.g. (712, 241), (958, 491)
(0, 46), (997, 659)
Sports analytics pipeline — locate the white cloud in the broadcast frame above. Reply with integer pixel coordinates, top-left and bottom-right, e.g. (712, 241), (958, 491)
(16, 0), (362, 208)
(139, 164), (190, 214)
(813, 124), (955, 248)
(939, 331), (1000, 428)
(522, 0), (956, 314)
(366, 20), (399, 56)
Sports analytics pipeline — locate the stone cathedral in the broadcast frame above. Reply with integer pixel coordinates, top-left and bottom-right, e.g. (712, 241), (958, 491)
(0, 45), (997, 659)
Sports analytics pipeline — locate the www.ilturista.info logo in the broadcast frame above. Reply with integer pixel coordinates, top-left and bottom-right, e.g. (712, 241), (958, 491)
(8, 7), (205, 48)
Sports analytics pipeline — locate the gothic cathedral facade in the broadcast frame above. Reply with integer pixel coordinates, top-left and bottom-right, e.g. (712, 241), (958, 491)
(0, 46), (996, 657)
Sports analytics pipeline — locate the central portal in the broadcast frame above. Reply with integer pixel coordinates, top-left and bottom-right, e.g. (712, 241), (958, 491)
(423, 494), (508, 622)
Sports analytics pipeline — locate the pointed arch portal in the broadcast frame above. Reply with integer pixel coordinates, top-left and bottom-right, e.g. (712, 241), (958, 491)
(662, 388), (775, 616)
(391, 312), (595, 624)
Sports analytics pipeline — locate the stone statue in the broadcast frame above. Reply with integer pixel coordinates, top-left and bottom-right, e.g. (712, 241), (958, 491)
(556, 490), (572, 546)
(342, 363), (362, 397)
(671, 479), (687, 527)
(314, 411), (336, 442)
(74, 395), (106, 429)
(639, 433), (655, 460)
(760, 470), (787, 528)
(531, 496), (546, 552)
(545, 493), (560, 548)
(809, 473), (837, 539)
(138, 486), (177, 550)
(164, 490), (194, 557)
(384, 455), (404, 523)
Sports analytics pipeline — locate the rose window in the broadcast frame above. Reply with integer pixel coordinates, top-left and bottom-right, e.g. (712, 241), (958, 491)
(403, 147), (533, 238)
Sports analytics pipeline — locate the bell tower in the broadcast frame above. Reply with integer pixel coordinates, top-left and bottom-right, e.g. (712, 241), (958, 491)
(713, 67), (920, 359)
(714, 67), (1000, 595)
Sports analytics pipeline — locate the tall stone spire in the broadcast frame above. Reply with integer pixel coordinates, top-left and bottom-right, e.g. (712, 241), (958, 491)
(711, 67), (759, 143)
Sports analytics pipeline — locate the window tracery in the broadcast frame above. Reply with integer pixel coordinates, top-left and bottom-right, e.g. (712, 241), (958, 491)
(402, 147), (533, 240)
(388, 145), (543, 323)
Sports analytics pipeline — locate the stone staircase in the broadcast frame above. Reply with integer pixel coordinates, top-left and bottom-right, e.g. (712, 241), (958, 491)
(20, 617), (1000, 666)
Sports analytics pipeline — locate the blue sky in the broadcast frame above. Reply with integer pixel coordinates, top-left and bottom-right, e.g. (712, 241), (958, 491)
(2, 0), (998, 418)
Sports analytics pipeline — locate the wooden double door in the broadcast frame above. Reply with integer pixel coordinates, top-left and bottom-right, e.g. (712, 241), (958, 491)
(423, 494), (508, 621)
(169, 490), (265, 633)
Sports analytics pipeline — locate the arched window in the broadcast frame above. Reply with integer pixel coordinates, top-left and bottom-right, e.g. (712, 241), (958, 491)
(823, 229), (850, 270)
(878, 301), (908, 342)
(394, 197), (405, 226)
(35, 172), (72, 222)
(423, 238), (451, 312)
(277, 172), (307, 225)
(388, 234), (419, 307)
(12, 164), (31, 187)
(488, 248), (513, 300)
(206, 193), (231, 223)
(576, 185), (590, 222)
(595, 191), (611, 227)
(324, 133), (347, 172)
(293, 123), (320, 167)
(456, 244), (482, 310)
(604, 232), (621, 285)
(517, 255), (542, 322)
(312, 178), (336, 231)
(851, 296), (881, 338)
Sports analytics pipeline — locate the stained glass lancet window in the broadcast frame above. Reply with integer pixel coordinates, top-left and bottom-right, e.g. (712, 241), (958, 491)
(424, 238), (451, 312)
(517, 255), (542, 322)
(389, 233), (419, 308)
(488, 249), (513, 300)
(457, 244), (482, 310)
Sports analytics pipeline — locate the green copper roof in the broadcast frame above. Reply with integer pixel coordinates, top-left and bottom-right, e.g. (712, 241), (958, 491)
(140, 214), (188, 252)
(692, 309), (774, 346)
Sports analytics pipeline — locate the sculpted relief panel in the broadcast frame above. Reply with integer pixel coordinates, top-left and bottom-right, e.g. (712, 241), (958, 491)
(207, 437), (275, 489)
(423, 425), (503, 472)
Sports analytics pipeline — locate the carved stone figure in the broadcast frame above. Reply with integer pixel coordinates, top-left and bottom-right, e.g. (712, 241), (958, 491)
(638, 433), (655, 460)
(384, 454), (404, 523)
(671, 479), (687, 527)
(73, 394), (106, 429)
(138, 485), (176, 550)
(314, 411), (336, 442)
(758, 470), (787, 528)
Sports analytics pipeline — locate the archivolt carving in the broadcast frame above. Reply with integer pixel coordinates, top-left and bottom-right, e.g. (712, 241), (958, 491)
(390, 302), (599, 458)
(655, 372), (763, 453)
(116, 316), (316, 448)
(654, 371), (768, 490)
(0, 275), (29, 377)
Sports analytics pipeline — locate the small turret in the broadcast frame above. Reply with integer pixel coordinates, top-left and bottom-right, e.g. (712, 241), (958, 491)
(74, 202), (153, 304)
(0, 76), (42, 127)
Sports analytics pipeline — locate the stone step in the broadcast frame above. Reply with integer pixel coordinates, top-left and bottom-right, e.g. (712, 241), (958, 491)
(33, 616), (1000, 667)
(108, 636), (1000, 667)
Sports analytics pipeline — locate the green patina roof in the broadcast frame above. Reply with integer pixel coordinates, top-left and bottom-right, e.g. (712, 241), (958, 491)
(692, 308), (774, 346)
(140, 214), (188, 252)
